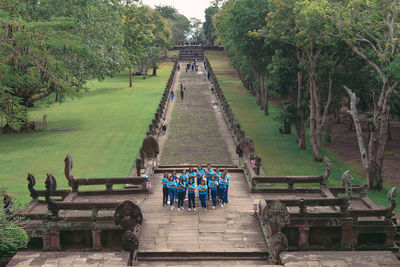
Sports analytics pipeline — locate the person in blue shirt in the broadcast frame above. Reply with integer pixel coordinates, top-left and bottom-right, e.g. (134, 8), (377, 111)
(223, 169), (230, 203)
(196, 165), (205, 185)
(161, 172), (169, 206)
(208, 176), (219, 209)
(204, 164), (215, 200)
(180, 169), (189, 183)
(176, 177), (186, 211)
(198, 179), (208, 211)
(219, 173), (228, 207)
(187, 178), (197, 211)
(167, 176), (176, 210)
(188, 167), (197, 183)
(213, 168), (222, 203)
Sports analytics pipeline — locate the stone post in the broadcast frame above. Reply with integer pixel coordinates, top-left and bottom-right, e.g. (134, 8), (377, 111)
(92, 230), (102, 250)
(298, 227), (309, 249)
(49, 230), (61, 250)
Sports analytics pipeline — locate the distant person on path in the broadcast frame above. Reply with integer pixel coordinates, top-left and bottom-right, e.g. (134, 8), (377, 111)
(198, 179), (208, 211)
(183, 83), (186, 90)
(177, 64), (180, 71)
(176, 177), (186, 211)
(196, 165), (204, 185)
(180, 90), (184, 100)
(167, 176), (176, 210)
(171, 90), (174, 101)
(192, 64), (195, 71)
(195, 65), (199, 72)
(207, 71), (210, 80)
(236, 144), (243, 167)
(162, 172), (169, 206)
(210, 83), (215, 93)
(187, 178), (196, 211)
(161, 119), (168, 135)
(204, 61), (207, 70)
(208, 176), (219, 209)
(180, 82), (183, 91)
(219, 173), (228, 207)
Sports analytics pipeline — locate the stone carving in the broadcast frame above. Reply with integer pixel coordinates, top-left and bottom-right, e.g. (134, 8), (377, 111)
(122, 230), (139, 266)
(341, 170), (353, 199)
(114, 200), (143, 230)
(114, 201), (143, 266)
(259, 200), (290, 264)
(64, 154), (78, 192)
(321, 156), (331, 187)
(240, 136), (255, 158)
(45, 173), (59, 218)
(270, 232), (288, 264)
(387, 187), (397, 213)
(27, 173), (38, 200)
(135, 158), (142, 177)
(142, 132), (159, 159)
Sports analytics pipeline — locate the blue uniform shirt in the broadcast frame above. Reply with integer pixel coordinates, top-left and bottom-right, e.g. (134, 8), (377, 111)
(197, 169), (205, 178)
(208, 180), (218, 191)
(198, 185), (208, 195)
(187, 183), (196, 194)
(214, 172), (221, 180)
(180, 173), (189, 182)
(162, 177), (168, 188)
(188, 172), (197, 180)
(167, 180), (176, 189)
(219, 177), (228, 189)
(205, 169), (215, 181)
(225, 174), (230, 186)
(176, 181), (186, 193)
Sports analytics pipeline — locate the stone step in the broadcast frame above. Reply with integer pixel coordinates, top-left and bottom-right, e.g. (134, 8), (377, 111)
(138, 251), (268, 261)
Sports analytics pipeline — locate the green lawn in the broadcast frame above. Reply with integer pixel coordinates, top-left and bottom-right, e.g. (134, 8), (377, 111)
(0, 61), (173, 205)
(206, 50), (397, 212)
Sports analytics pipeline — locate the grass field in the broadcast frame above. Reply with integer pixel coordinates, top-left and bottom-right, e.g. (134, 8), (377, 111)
(206, 50), (398, 212)
(0, 61), (174, 205)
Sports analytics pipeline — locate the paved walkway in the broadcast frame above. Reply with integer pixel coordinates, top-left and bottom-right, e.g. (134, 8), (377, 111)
(159, 63), (235, 165)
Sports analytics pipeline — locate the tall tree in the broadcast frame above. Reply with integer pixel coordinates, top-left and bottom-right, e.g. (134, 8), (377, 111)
(334, 0), (400, 189)
(203, 5), (219, 45)
(155, 5), (190, 44)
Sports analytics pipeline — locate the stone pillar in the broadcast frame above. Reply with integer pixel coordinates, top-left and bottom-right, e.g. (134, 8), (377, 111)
(49, 230), (61, 250)
(298, 227), (309, 249)
(340, 222), (356, 249)
(92, 230), (102, 250)
(42, 234), (50, 251)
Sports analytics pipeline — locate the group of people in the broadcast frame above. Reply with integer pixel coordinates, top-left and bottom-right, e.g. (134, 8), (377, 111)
(161, 164), (230, 211)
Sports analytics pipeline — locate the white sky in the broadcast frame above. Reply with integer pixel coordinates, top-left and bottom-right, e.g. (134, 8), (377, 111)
(141, 0), (213, 21)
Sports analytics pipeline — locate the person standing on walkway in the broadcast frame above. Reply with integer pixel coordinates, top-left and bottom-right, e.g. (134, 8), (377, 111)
(207, 71), (210, 80)
(187, 178), (196, 211)
(208, 176), (219, 209)
(176, 177), (186, 211)
(162, 172), (169, 206)
(180, 89), (184, 100)
(171, 90), (175, 101)
(183, 83), (186, 90)
(204, 163), (215, 200)
(161, 119), (168, 135)
(213, 168), (222, 203)
(219, 173), (228, 207)
(198, 179), (208, 211)
(180, 82), (183, 91)
(188, 167), (197, 184)
(167, 176), (176, 210)
(196, 165), (204, 185)
(204, 61), (207, 70)
(236, 144), (243, 167)
(210, 83), (215, 93)
(223, 169), (230, 204)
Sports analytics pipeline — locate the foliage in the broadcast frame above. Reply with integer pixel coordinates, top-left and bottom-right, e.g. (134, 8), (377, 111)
(155, 5), (191, 44)
(0, 87), (27, 131)
(0, 190), (29, 255)
(203, 5), (219, 45)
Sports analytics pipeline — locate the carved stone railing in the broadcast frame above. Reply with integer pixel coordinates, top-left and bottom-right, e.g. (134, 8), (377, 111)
(63, 154), (148, 194)
(258, 200), (289, 264)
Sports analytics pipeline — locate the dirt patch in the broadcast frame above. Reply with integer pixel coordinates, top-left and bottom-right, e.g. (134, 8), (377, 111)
(49, 128), (77, 132)
(325, 118), (400, 186)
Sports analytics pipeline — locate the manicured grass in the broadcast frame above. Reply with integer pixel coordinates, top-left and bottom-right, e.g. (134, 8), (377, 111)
(206, 51), (398, 212)
(0, 61), (174, 205)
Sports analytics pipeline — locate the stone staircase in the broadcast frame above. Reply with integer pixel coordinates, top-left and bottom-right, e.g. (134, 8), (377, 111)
(179, 47), (204, 61)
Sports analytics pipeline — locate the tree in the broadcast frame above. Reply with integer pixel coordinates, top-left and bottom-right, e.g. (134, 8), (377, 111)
(155, 5), (190, 45)
(189, 18), (204, 42)
(334, 0), (400, 189)
(203, 5), (219, 45)
(216, 0), (272, 115)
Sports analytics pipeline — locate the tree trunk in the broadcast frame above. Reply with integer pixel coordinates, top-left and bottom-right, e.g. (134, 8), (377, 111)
(129, 67), (133, 88)
(388, 120), (392, 141)
(295, 51), (306, 149)
(261, 74), (269, 115)
(259, 74), (265, 111)
(152, 66), (157, 76)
